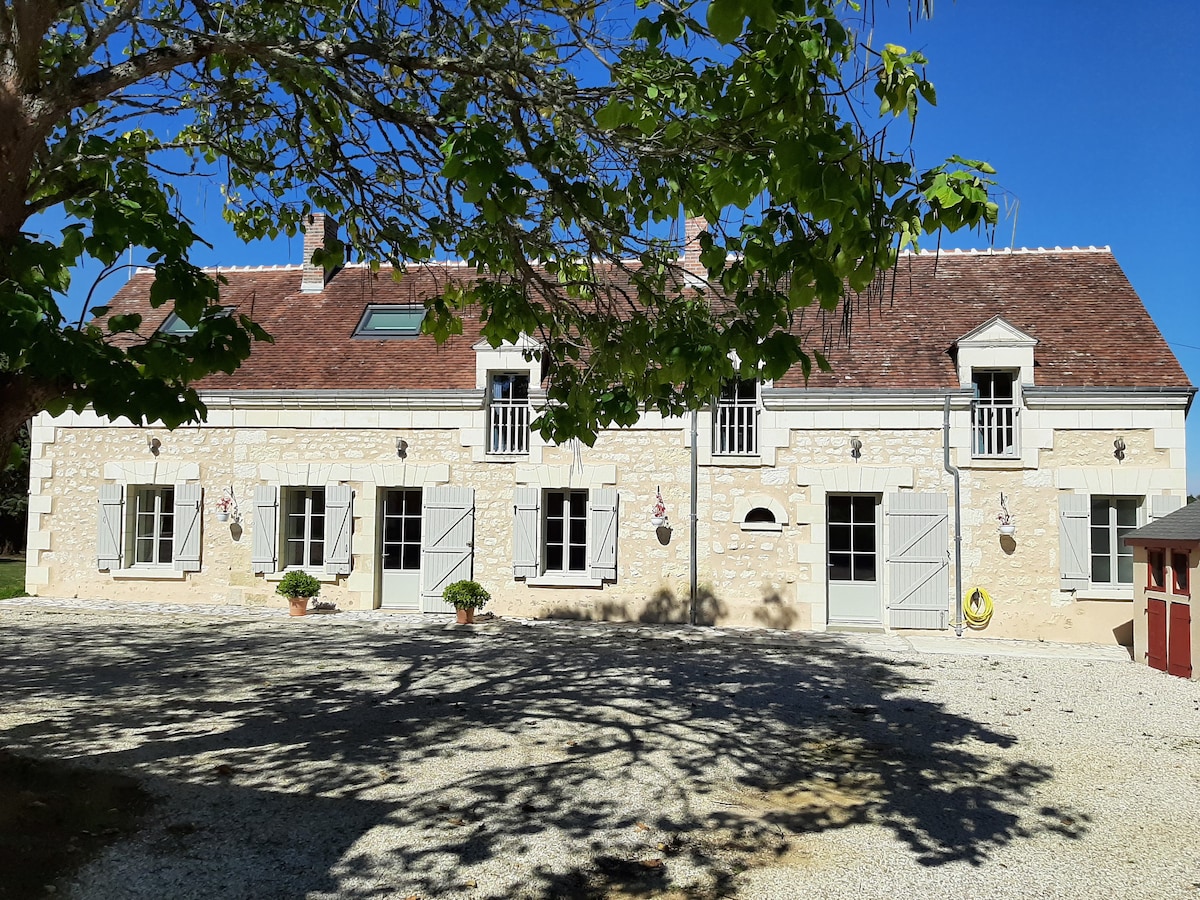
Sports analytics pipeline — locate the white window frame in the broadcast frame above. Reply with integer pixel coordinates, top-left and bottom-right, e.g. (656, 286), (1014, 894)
(543, 488), (589, 575)
(282, 487), (326, 570)
(971, 370), (1020, 459)
(128, 485), (175, 567)
(714, 378), (759, 456)
(1089, 495), (1139, 588)
(488, 372), (531, 455)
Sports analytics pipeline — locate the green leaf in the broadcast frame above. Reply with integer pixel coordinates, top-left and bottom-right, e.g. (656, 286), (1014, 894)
(707, 0), (745, 43)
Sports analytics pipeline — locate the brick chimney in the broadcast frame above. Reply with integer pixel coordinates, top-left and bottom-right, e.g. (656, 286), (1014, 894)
(682, 215), (708, 275)
(300, 213), (338, 293)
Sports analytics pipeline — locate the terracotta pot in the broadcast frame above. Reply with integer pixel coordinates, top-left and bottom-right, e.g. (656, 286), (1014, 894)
(287, 597), (309, 617)
(456, 607), (475, 624)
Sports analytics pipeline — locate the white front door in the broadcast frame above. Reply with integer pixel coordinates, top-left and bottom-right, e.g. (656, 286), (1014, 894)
(827, 494), (883, 625)
(379, 488), (422, 609)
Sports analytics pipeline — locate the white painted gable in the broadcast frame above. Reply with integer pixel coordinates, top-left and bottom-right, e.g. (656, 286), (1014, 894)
(955, 316), (1038, 388)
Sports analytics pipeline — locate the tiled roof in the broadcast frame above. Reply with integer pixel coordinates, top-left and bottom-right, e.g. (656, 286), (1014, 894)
(781, 248), (1190, 390)
(1124, 501), (1200, 544)
(100, 248), (1191, 393)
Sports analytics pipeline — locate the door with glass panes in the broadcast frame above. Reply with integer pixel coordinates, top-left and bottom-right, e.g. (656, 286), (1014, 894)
(826, 494), (883, 624)
(379, 488), (422, 609)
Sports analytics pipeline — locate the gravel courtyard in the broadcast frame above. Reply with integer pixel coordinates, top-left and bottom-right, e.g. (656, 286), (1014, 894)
(2, 603), (1199, 899)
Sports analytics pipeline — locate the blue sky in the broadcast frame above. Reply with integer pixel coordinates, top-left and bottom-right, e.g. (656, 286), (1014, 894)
(50, 2), (1199, 488)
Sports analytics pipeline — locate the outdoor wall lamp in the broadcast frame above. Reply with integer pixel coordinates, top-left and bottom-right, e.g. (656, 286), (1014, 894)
(850, 437), (863, 460)
(148, 437), (162, 456)
(1114, 438), (1126, 461)
(396, 437), (409, 459)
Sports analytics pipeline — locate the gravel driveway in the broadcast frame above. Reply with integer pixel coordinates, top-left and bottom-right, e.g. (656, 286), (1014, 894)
(2, 602), (1199, 899)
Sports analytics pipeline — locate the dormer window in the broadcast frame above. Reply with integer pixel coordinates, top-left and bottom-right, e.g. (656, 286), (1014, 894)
(714, 378), (758, 456)
(353, 305), (426, 338)
(971, 370), (1019, 458)
(489, 373), (530, 455)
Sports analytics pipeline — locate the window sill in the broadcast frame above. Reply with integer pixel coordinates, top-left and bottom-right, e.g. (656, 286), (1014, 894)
(111, 568), (187, 581)
(264, 569), (340, 584)
(709, 454), (764, 468)
(527, 575), (605, 589)
(966, 456), (1024, 468)
(1072, 587), (1134, 601)
(484, 452), (529, 462)
(739, 522), (783, 533)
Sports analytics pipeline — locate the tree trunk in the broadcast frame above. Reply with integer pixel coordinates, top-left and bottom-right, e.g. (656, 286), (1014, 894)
(0, 373), (66, 460)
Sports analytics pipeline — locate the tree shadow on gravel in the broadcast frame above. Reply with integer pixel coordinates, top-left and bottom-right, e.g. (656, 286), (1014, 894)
(0, 615), (1086, 898)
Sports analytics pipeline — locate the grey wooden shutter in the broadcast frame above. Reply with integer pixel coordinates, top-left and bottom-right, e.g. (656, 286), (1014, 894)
(251, 485), (279, 574)
(172, 483), (203, 572)
(589, 488), (618, 581)
(421, 486), (475, 612)
(513, 486), (540, 579)
(323, 483), (354, 575)
(1058, 492), (1090, 590)
(1150, 495), (1184, 522)
(96, 483), (125, 570)
(886, 492), (950, 629)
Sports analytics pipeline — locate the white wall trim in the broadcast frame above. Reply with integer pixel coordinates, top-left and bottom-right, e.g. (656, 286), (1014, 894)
(257, 462), (450, 486)
(514, 464), (617, 488)
(102, 461), (200, 483)
(1055, 467), (1185, 495)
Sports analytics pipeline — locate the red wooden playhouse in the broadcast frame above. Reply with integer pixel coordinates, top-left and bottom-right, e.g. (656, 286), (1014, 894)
(1125, 501), (1200, 679)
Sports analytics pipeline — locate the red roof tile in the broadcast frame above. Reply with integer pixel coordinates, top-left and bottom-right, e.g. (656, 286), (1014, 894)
(101, 248), (1190, 393)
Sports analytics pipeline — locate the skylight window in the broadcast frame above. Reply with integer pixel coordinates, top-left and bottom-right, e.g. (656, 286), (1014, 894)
(157, 308), (232, 336)
(353, 305), (427, 338)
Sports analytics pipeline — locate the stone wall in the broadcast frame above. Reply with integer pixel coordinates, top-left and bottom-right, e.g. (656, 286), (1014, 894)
(25, 398), (1188, 644)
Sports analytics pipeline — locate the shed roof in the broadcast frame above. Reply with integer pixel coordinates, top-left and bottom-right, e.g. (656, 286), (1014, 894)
(1124, 501), (1200, 546)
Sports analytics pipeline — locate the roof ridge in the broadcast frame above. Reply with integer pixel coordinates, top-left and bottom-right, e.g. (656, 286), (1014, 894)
(899, 246), (1111, 257)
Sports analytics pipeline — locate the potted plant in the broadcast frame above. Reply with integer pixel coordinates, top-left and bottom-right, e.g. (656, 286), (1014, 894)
(443, 579), (490, 624)
(996, 492), (1016, 536)
(276, 570), (321, 617)
(215, 495), (234, 522)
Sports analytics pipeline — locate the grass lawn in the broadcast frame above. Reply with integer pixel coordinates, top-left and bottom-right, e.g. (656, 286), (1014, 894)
(0, 558), (26, 599)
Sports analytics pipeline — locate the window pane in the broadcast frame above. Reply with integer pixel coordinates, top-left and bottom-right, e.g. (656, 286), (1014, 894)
(311, 490), (326, 515)
(546, 491), (564, 517)
(1150, 552), (1165, 589)
(853, 525), (875, 554)
(287, 514), (306, 540)
(828, 553), (852, 581)
(568, 545), (587, 572)
(546, 544), (563, 572)
(383, 546), (400, 570)
(744, 507), (775, 524)
(285, 542), (305, 568)
(1090, 526), (1109, 555)
(827, 524), (851, 552)
(827, 496), (851, 523)
(309, 540), (324, 568)
(1174, 555), (1190, 592)
(384, 518), (402, 543)
(403, 518), (421, 543)
(853, 554), (876, 582)
(546, 517), (563, 544)
(1090, 498), (1110, 524)
(288, 491), (307, 515)
(1091, 556), (1111, 584)
(1116, 555), (1133, 585)
(136, 538), (153, 564)
(851, 496), (875, 523)
(402, 545), (421, 570)
(1115, 499), (1138, 527)
(159, 538), (173, 563)
(569, 491), (587, 516)
(568, 517), (586, 544)
(385, 491), (403, 515)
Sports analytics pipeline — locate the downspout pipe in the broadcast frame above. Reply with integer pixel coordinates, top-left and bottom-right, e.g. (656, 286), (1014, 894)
(690, 409), (698, 626)
(943, 395), (964, 637)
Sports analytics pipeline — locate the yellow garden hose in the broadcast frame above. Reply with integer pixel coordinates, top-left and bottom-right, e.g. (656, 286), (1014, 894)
(964, 587), (994, 629)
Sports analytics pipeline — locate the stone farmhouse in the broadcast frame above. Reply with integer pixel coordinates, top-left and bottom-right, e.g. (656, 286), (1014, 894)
(24, 218), (1194, 644)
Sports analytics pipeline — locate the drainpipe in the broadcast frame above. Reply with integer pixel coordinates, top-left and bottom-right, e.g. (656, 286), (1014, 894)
(690, 409), (698, 626)
(943, 395), (964, 637)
